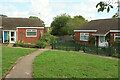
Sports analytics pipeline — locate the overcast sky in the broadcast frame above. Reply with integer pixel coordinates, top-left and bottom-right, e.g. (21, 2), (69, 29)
(0, 0), (118, 26)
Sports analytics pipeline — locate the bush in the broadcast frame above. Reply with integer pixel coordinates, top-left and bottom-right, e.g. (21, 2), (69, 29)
(112, 53), (120, 58)
(110, 40), (120, 46)
(35, 33), (57, 48)
(88, 36), (95, 44)
(13, 33), (57, 49)
(36, 40), (48, 48)
(40, 33), (57, 45)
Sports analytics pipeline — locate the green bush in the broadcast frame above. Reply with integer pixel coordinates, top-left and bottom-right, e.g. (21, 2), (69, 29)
(112, 53), (120, 58)
(36, 40), (48, 48)
(36, 33), (57, 48)
(88, 36), (95, 44)
(13, 33), (57, 49)
(40, 33), (57, 45)
(110, 40), (120, 46)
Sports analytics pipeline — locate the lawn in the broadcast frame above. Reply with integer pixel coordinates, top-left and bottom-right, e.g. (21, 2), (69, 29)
(33, 50), (118, 78)
(2, 47), (37, 76)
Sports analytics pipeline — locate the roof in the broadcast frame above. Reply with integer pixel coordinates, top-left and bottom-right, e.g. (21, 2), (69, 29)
(77, 18), (120, 35)
(1, 17), (43, 30)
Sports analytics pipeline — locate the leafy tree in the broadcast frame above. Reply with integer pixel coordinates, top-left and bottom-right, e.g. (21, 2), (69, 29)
(96, 1), (113, 13)
(66, 15), (88, 35)
(96, 0), (119, 17)
(51, 13), (71, 36)
(29, 16), (45, 26)
(0, 14), (7, 17)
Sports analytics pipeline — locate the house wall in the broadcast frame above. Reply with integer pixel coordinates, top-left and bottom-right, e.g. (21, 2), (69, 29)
(75, 32), (120, 46)
(74, 32), (95, 45)
(17, 28), (44, 43)
(110, 32), (120, 41)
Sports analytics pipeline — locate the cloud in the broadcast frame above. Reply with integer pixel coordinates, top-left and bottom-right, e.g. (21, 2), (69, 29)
(0, 0), (30, 2)
(0, 4), (30, 17)
(0, 0), (117, 26)
(30, 0), (55, 26)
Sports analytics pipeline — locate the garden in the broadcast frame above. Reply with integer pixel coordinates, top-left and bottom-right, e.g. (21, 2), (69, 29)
(13, 33), (57, 49)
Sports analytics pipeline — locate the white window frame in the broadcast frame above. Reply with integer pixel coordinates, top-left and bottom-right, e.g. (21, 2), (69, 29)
(114, 33), (120, 41)
(26, 29), (37, 37)
(80, 33), (89, 41)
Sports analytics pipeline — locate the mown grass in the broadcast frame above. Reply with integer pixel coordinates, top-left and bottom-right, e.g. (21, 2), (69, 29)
(2, 47), (37, 76)
(33, 50), (118, 78)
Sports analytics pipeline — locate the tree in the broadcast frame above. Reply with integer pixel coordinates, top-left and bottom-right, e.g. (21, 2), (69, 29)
(96, 0), (119, 17)
(96, 1), (113, 13)
(0, 14), (7, 17)
(66, 15), (88, 35)
(50, 13), (71, 36)
(29, 16), (45, 26)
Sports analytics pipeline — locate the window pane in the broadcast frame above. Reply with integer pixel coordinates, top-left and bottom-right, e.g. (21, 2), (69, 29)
(32, 30), (36, 32)
(115, 33), (120, 36)
(27, 32), (36, 36)
(27, 30), (31, 32)
(115, 37), (120, 41)
(80, 33), (89, 41)
(80, 33), (84, 35)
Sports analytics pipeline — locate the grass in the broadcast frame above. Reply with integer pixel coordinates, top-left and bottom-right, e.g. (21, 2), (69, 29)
(2, 47), (37, 76)
(33, 50), (118, 78)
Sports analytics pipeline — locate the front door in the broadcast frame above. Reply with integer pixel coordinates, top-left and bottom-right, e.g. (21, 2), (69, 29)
(99, 36), (105, 47)
(10, 31), (16, 43)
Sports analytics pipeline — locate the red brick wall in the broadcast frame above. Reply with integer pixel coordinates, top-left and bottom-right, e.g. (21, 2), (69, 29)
(17, 28), (44, 43)
(74, 32), (95, 45)
(75, 32), (120, 46)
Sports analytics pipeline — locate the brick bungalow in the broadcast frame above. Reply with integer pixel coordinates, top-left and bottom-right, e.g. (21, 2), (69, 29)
(0, 17), (46, 43)
(74, 18), (120, 47)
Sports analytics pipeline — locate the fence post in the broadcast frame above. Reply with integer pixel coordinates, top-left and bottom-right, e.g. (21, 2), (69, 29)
(75, 43), (77, 51)
(109, 46), (112, 56)
(97, 45), (98, 54)
(83, 44), (85, 52)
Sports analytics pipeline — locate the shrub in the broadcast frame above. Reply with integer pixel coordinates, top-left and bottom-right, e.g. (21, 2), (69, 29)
(112, 53), (120, 58)
(88, 36), (95, 44)
(13, 33), (57, 49)
(35, 33), (57, 48)
(40, 33), (57, 45)
(36, 40), (48, 48)
(110, 40), (120, 46)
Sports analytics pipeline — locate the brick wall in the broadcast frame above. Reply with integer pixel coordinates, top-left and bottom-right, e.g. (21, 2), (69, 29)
(74, 32), (95, 45)
(110, 32), (120, 42)
(17, 28), (44, 43)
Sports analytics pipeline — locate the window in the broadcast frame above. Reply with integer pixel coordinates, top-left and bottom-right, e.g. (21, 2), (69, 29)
(80, 33), (89, 41)
(114, 33), (120, 41)
(40, 30), (43, 37)
(26, 29), (37, 37)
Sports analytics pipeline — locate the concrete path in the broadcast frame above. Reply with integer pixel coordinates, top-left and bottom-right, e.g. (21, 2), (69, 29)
(4, 49), (48, 78)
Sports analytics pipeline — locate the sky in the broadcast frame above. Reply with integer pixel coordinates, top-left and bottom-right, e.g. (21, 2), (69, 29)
(0, 0), (118, 26)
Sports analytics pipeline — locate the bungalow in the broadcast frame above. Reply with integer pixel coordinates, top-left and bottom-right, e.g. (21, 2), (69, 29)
(74, 18), (120, 47)
(0, 17), (46, 43)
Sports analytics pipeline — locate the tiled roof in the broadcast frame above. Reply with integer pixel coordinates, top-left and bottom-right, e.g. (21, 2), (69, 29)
(1, 17), (43, 30)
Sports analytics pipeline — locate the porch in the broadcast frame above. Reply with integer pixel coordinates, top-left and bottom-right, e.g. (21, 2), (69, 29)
(3, 30), (16, 43)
